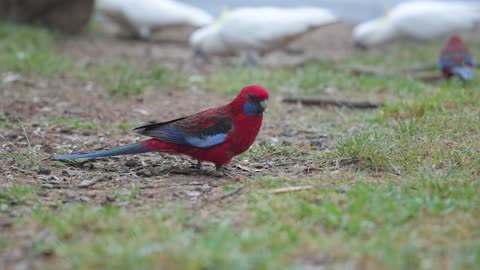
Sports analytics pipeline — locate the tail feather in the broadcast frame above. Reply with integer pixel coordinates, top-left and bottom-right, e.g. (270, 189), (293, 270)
(52, 143), (152, 160)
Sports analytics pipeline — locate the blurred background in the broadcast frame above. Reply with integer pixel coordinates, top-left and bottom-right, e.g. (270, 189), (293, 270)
(182, 0), (480, 22)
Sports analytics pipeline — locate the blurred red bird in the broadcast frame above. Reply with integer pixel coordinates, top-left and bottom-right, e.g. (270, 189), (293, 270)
(54, 85), (269, 174)
(438, 35), (475, 80)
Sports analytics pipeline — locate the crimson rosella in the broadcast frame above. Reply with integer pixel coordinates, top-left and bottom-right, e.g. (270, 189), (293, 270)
(439, 35), (475, 80)
(53, 85), (269, 174)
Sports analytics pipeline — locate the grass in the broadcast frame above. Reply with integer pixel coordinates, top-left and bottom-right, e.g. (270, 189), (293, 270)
(0, 23), (72, 75)
(75, 63), (185, 96)
(4, 175), (479, 269)
(0, 112), (14, 128)
(1, 22), (480, 269)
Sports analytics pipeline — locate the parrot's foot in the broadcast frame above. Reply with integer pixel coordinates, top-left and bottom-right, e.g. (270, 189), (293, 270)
(214, 165), (234, 177)
(214, 166), (246, 182)
(189, 160), (203, 171)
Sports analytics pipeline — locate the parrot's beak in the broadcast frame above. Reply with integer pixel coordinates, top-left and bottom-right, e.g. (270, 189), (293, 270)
(259, 99), (269, 112)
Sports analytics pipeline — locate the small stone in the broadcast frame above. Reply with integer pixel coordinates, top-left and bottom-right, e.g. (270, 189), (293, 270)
(125, 159), (139, 168)
(200, 184), (212, 191)
(36, 191), (49, 197)
(186, 191), (202, 197)
(106, 194), (116, 202)
(137, 168), (153, 177)
(62, 169), (78, 177)
(119, 166), (130, 173)
(41, 184), (54, 189)
(44, 175), (60, 184)
(309, 139), (325, 148)
(79, 196), (90, 202)
(151, 167), (164, 176)
(36, 166), (51, 175)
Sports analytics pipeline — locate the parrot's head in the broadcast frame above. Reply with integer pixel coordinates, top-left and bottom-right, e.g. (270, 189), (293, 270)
(442, 35), (470, 56)
(447, 35), (464, 48)
(232, 85), (269, 116)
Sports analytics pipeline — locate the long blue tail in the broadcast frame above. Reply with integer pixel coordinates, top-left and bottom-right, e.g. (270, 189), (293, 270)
(52, 143), (152, 160)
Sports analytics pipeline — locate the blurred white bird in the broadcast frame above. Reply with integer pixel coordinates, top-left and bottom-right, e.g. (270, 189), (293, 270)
(190, 6), (339, 64)
(353, 1), (480, 48)
(97, 0), (213, 39)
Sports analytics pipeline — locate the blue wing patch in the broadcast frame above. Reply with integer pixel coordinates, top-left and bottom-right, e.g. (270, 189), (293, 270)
(185, 133), (228, 148)
(452, 66), (474, 80)
(135, 116), (233, 148)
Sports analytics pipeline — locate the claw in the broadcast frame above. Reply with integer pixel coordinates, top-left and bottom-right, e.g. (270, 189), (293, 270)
(215, 165), (246, 182)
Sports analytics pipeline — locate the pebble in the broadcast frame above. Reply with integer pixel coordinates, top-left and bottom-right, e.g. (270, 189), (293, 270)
(186, 191), (202, 197)
(40, 175), (61, 185)
(137, 168), (153, 177)
(151, 167), (164, 176)
(125, 159), (139, 168)
(62, 169), (78, 177)
(35, 166), (51, 175)
(81, 130), (92, 136)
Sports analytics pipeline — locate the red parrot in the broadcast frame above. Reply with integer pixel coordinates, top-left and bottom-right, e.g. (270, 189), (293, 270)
(53, 85), (269, 174)
(439, 35), (475, 80)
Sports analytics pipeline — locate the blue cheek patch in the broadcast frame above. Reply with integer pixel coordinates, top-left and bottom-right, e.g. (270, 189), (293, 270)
(243, 101), (260, 116)
(186, 133), (228, 148)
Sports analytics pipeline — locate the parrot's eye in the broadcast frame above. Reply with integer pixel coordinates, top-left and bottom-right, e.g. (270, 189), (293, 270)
(248, 93), (257, 102)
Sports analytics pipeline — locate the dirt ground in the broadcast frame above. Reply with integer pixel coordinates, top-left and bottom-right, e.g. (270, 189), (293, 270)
(0, 23), (355, 268)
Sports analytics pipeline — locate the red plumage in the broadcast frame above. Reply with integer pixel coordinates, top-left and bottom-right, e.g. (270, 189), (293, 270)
(138, 85), (269, 167)
(439, 35), (475, 80)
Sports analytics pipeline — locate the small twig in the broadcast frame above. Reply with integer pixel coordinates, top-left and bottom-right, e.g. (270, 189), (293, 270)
(346, 66), (388, 76)
(386, 159), (401, 176)
(283, 96), (383, 109)
(263, 150), (283, 158)
(409, 71), (444, 81)
(76, 177), (102, 188)
(268, 185), (313, 194)
(347, 64), (444, 82)
(41, 184), (70, 189)
(397, 63), (437, 73)
(218, 185), (245, 200)
(20, 122), (31, 150)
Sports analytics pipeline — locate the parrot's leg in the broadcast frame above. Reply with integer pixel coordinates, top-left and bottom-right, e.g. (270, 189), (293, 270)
(196, 160), (202, 170)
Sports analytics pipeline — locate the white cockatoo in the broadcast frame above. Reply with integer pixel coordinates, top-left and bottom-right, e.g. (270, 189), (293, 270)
(353, 1), (480, 48)
(97, 0), (213, 39)
(190, 6), (339, 64)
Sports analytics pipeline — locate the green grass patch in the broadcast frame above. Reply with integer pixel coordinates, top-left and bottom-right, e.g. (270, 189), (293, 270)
(0, 112), (14, 128)
(75, 64), (185, 96)
(46, 117), (100, 130)
(336, 111), (480, 174)
(0, 23), (71, 75)
(12, 176), (478, 269)
(0, 184), (35, 206)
